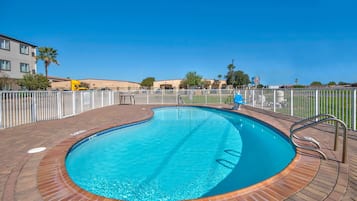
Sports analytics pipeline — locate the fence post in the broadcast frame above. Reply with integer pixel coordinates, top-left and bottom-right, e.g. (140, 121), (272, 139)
(353, 89), (356, 131)
(72, 91), (76, 115)
(261, 89), (264, 109)
(315, 89), (319, 116)
(290, 90), (294, 116)
(205, 89), (208, 104)
(244, 89), (249, 104)
(219, 89), (222, 104)
(0, 92), (2, 128)
(101, 91), (104, 107)
(161, 89), (164, 104)
(92, 91), (95, 109)
(252, 90), (255, 107)
(57, 91), (62, 119)
(112, 91), (114, 105)
(146, 90), (149, 104)
(80, 91), (84, 113)
(273, 90), (276, 112)
(31, 92), (37, 122)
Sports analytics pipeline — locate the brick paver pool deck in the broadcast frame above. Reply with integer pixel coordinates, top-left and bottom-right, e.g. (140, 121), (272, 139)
(0, 104), (356, 200)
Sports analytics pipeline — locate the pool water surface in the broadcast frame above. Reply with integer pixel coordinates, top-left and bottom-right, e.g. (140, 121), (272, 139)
(66, 107), (295, 200)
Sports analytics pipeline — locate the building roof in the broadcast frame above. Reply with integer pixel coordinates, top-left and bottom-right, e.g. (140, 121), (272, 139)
(79, 78), (140, 84)
(155, 79), (183, 82)
(47, 76), (71, 82)
(0, 34), (37, 47)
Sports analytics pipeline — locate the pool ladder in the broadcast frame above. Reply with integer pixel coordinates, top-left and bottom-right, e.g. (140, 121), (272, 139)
(290, 114), (347, 163)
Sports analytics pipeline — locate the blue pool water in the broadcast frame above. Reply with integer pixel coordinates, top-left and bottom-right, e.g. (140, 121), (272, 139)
(66, 107), (295, 200)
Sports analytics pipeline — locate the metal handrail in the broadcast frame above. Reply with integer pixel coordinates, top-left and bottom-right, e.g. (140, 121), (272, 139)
(290, 114), (348, 163)
(290, 114), (337, 131)
(290, 114), (337, 149)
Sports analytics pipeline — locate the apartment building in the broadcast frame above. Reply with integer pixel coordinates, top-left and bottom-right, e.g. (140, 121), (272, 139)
(0, 34), (37, 90)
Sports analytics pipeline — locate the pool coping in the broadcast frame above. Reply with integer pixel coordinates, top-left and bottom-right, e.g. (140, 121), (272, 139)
(37, 105), (325, 201)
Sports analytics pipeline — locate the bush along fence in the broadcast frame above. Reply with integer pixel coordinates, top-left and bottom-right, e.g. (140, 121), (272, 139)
(0, 88), (356, 130)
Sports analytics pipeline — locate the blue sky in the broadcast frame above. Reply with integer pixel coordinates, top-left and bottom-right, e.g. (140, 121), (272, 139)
(2, 0), (357, 85)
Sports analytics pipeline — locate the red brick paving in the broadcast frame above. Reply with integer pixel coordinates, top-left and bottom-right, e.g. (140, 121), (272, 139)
(0, 104), (356, 200)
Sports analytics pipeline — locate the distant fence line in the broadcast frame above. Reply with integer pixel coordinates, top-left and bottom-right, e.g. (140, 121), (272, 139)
(0, 88), (356, 130)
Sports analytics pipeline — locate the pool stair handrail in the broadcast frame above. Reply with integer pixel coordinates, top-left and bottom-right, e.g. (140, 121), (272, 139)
(290, 114), (348, 163)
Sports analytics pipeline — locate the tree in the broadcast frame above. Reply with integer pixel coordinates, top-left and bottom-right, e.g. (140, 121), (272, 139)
(224, 62), (250, 88)
(234, 70), (250, 88)
(257, 84), (264, 88)
(140, 77), (155, 89)
(327, 81), (336, 86)
(181, 72), (202, 88)
(0, 73), (10, 90)
(227, 63), (235, 72)
(225, 63), (236, 86)
(338, 81), (350, 85)
(17, 74), (50, 90)
(310, 81), (322, 87)
(37, 47), (59, 80)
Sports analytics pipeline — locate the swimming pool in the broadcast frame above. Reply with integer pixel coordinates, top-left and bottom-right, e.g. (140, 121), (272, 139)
(65, 106), (295, 200)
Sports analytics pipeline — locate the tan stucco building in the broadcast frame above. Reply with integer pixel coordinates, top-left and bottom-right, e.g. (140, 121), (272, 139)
(50, 77), (226, 91)
(50, 78), (140, 90)
(153, 79), (182, 89)
(80, 79), (140, 90)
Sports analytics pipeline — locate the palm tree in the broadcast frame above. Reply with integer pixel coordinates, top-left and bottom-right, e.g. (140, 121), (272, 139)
(227, 63), (235, 72)
(37, 47), (59, 80)
(225, 63), (236, 86)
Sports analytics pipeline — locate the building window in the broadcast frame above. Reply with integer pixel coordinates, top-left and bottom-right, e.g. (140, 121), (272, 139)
(20, 44), (29, 54)
(0, 60), (11, 71)
(0, 38), (10, 50)
(20, 63), (30, 73)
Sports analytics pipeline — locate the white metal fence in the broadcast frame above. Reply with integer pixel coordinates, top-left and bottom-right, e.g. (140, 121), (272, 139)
(1, 88), (356, 130)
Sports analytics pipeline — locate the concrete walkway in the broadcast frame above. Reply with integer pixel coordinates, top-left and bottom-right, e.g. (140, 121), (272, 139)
(0, 105), (356, 200)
